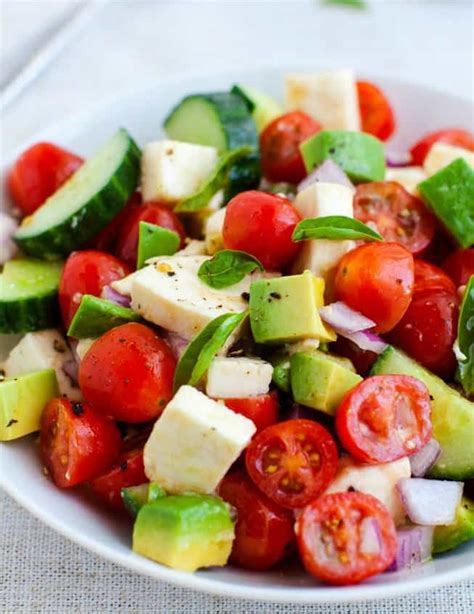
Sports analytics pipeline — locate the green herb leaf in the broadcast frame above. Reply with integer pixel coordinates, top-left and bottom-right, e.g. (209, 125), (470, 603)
(173, 311), (247, 391)
(198, 250), (264, 289)
(292, 215), (383, 242)
(456, 276), (474, 396)
(137, 222), (180, 268)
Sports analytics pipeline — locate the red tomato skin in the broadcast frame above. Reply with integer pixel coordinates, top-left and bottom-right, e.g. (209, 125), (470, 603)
(223, 191), (301, 270)
(218, 471), (294, 570)
(414, 259), (458, 296)
(223, 393), (279, 433)
(90, 446), (147, 511)
(334, 242), (415, 334)
(40, 398), (121, 488)
(90, 192), (142, 252)
(59, 250), (131, 328)
(260, 111), (321, 184)
(115, 202), (186, 268)
(8, 142), (83, 215)
(357, 81), (396, 141)
(79, 323), (176, 423)
(296, 492), (397, 585)
(442, 248), (474, 288)
(410, 129), (474, 166)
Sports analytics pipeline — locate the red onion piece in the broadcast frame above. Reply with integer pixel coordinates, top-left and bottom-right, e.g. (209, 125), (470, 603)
(387, 526), (433, 572)
(338, 330), (388, 355)
(101, 285), (131, 308)
(297, 159), (354, 193)
(61, 358), (79, 385)
(162, 331), (190, 360)
(397, 478), (463, 525)
(409, 439), (442, 477)
(319, 301), (376, 334)
(0, 211), (19, 264)
(386, 151), (412, 168)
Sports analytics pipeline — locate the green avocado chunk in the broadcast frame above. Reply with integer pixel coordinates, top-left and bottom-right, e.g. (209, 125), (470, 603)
(67, 294), (141, 339)
(0, 369), (59, 441)
(300, 130), (385, 183)
(371, 346), (474, 480)
(418, 158), (474, 248)
(137, 222), (180, 269)
(121, 482), (167, 517)
(433, 497), (474, 553)
(290, 350), (362, 415)
(269, 351), (291, 393)
(133, 494), (235, 572)
(457, 276), (474, 396)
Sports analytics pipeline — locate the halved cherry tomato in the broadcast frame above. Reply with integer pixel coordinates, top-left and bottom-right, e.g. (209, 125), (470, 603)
(260, 111), (321, 184)
(334, 242), (414, 333)
(59, 250), (131, 328)
(353, 182), (435, 255)
(442, 248), (474, 288)
(296, 492), (397, 585)
(8, 142), (83, 215)
(90, 192), (142, 252)
(223, 392), (279, 432)
(115, 202), (186, 268)
(410, 129), (474, 166)
(40, 398), (121, 488)
(335, 375), (432, 463)
(223, 191), (301, 270)
(218, 470), (294, 570)
(413, 259), (458, 296)
(245, 419), (338, 509)
(79, 323), (176, 423)
(357, 81), (396, 141)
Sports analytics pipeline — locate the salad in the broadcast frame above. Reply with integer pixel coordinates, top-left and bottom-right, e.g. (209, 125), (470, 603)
(1, 69), (473, 587)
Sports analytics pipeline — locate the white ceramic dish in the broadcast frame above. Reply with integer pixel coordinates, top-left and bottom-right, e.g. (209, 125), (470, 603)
(1, 68), (473, 603)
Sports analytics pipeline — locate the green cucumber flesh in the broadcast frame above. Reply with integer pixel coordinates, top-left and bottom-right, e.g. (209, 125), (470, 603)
(231, 84), (283, 132)
(67, 294), (141, 339)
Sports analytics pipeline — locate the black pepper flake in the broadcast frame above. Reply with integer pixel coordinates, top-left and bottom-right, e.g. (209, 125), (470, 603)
(270, 292), (281, 300)
(124, 378), (130, 385)
(241, 292), (250, 302)
(118, 338), (126, 343)
(158, 398), (166, 407)
(6, 419), (18, 427)
(347, 486), (356, 492)
(120, 460), (128, 471)
(71, 402), (84, 417)
(53, 339), (66, 353)
(328, 147), (336, 154)
(429, 395), (434, 401)
(167, 271), (176, 277)
(396, 278), (403, 285)
(0, 369), (5, 382)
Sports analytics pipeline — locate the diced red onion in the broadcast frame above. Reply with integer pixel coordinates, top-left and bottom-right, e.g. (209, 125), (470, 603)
(101, 285), (131, 308)
(0, 211), (19, 264)
(319, 301), (376, 334)
(409, 439), (442, 477)
(162, 331), (190, 360)
(359, 517), (382, 557)
(397, 478), (463, 525)
(386, 151), (412, 168)
(297, 160), (354, 193)
(338, 330), (388, 355)
(387, 525), (433, 572)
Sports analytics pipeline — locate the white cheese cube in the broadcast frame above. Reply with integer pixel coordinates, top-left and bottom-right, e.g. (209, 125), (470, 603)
(286, 338), (320, 355)
(141, 140), (218, 203)
(205, 207), (226, 255)
(144, 385), (256, 493)
(3, 330), (82, 401)
(175, 239), (207, 256)
(423, 142), (474, 176)
(385, 166), (427, 194)
(206, 357), (273, 398)
(285, 70), (361, 130)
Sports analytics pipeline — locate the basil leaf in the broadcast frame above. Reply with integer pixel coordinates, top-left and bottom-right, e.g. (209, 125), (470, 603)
(198, 250), (264, 289)
(173, 311), (247, 391)
(457, 276), (474, 396)
(292, 216), (383, 242)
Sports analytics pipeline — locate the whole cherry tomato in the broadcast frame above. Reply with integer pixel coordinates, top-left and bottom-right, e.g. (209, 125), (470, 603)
(59, 250), (131, 327)
(442, 248), (474, 288)
(79, 323), (176, 423)
(223, 393), (279, 433)
(357, 81), (396, 141)
(410, 129), (474, 166)
(353, 182), (435, 255)
(413, 259), (458, 296)
(296, 492), (397, 585)
(223, 191), (301, 270)
(335, 375), (432, 463)
(334, 242), (414, 333)
(8, 142), (83, 215)
(90, 192), (142, 252)
(40, 398), (121, 488)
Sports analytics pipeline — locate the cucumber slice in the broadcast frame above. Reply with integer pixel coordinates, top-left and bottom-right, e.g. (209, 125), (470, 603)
(0, 259), (63, 334)
(67, 294), (141, 339)
(137, 222), (180, 269)
(231, 84), (283, 132)
(14, 129), (141, 259)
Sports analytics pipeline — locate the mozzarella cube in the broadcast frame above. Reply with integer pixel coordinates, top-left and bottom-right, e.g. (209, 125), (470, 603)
(141, 140), (218, 203)
(285, 70), (360, 130)
(385, 166), (427, 194)
(144, 385), (256, 493)
(3, 330), (82, 401)
(176, 239), (207, 256)
(286, 338), (320, 355)
(423, 142), (474, 176)
(206, 357), (273, 398)
(205, 207), (226, 255)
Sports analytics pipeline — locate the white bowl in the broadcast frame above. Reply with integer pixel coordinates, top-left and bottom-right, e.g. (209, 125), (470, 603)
(1, 68), (473, 603)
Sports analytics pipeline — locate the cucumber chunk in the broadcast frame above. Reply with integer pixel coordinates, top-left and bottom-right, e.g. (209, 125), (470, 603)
(231, 84), (283, 131)
(14, 129), (141, 259)
(0, 259), (63, 333)
(67, 294), (141, 339)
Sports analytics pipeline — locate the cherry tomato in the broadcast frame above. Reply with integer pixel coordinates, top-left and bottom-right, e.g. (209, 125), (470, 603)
(245, 419), (338, 509)
(296, 492), (397, 585)
(410, 129), (474, 166)
(90, 446), (147, 511)
(218, 471), (294, 570)
(223, 393), (279, 433)
(260, 111), (321, 184)
(7, 142), (83, 216)
(357, 81), (396, 141)
(414, 259), (457, 296)
(59, 250), (131, 328)
(90, 192), (142, 252)
(336, 375), (432, 463)
(115, 202), (186, 269)
(40, 398), (121, 488)
(79, 323), (176, 423)
(334, 242), (414, 334)
(442, 248), (474, 288)
(223, 191), (301, 270)
(353, 182), (435, 255)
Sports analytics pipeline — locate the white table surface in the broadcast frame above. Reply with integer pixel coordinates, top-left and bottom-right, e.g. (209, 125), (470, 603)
(1, 1), (473, 612)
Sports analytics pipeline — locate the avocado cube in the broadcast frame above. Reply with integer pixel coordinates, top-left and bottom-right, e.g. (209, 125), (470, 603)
(433, 497), (474, 554)
(121, 482), (166, 517)
(133, 494), (235, 572)
(67, 294), (141, 339)
(249, 271), (336, 344)
(137, 221), (180, 269)
(418, 158), (474, 248)
(290, 350), (362, 415)
(0, 369), (59, 441)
